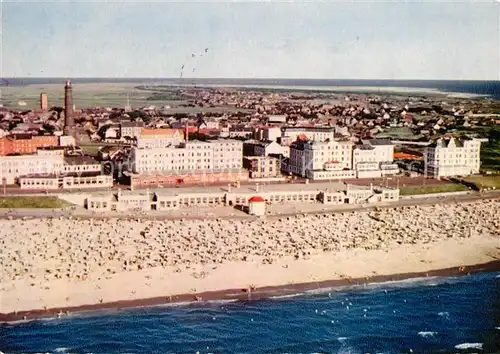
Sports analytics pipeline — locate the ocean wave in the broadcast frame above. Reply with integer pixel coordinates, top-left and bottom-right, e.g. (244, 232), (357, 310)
(304, 287), (341, 295)
(438, 312), (449, 317)
(454, 343), (483, 350)
(0, 317), (45, 326)
(201, 299), (239, 305)
(362, 276), (452, 293)
(418, 331), (437, 338)
(298, 276), (445, 296)
(271, 293), (305, 300)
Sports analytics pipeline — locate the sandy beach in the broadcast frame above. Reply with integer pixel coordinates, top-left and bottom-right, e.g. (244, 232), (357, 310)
(1, 199), (500, 320)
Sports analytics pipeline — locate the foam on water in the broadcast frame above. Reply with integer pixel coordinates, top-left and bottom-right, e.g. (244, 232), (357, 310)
(270, 293), (305, 300)
(418, 331), (437, 338)
(454, 343), (483, 350)
(292, 275), (448, 298)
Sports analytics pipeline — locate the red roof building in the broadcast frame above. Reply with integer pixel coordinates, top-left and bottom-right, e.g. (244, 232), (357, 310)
(248, 196), (265, 203)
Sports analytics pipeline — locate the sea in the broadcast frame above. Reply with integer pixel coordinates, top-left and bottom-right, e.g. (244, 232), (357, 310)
(2, 78), (500, 100)
(2, 272), (500, 354)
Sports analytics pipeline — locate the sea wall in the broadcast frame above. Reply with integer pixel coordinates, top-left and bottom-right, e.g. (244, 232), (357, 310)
(401, 191), (470, 200)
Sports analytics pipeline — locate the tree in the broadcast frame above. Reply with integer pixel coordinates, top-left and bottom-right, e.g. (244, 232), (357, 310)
(129, 110), (152, 124)
(42, 123), (56, 134)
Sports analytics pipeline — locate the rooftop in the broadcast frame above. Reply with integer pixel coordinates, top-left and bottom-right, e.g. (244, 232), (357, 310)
(120, 121), (144, 128)
(354, 144), (375, 151)
(362, 139), (393, 146)
(92, 181), (396, 200)
(64, 155), (100, 165)
(19, 171), (104, 178)
(282, 126), (334, 132)
(141, 128), (184, 137)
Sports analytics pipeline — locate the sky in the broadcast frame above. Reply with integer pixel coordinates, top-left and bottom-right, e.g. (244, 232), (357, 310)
(2, 0), (499, 80)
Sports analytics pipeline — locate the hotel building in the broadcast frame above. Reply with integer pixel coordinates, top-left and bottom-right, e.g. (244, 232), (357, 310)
(128, 140), (246, 189)
(288, 139), (354, 179)
(353, 139), (398, 178)
(0, 150), (112, 189)
(130, 140), (242, 174)
(424, 136), (484, 178)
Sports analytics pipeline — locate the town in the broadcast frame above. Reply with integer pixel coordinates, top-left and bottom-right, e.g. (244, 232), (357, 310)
(0, 80), (499, 215)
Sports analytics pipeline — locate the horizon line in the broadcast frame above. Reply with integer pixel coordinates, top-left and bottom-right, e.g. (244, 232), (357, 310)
(2, 77), (500, 82)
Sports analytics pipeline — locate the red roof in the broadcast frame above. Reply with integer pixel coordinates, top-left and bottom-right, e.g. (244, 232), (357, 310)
(248, 196), (265, 203)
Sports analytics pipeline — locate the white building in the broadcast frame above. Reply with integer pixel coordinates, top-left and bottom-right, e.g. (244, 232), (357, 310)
(136, 128), (185, 148)
(248, 195), (266, 216)
(351, 139), (398, 178)
(60, 156), (103, 175)
(281, 127), (335, 143)
(424, 136), (484, 178)
(288, 139), (353, 178)
(268, 115), (287, 124)
(130, 139), (243, 174)
(0, 153), (63, 184)
(0, 151), (107, 187)
(19, 174), (112, 190)
(120, 121), (144, 139)
(256, 127), (281, 142)
(59, 135), (76, 147)
(212, 140), (243, 170)
(353, 140), (394, 168)
(85, 182), (400, 212)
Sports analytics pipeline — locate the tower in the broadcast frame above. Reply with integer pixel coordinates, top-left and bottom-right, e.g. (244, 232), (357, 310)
(40, 93), (48, 111)
(63, 80), (74, 136)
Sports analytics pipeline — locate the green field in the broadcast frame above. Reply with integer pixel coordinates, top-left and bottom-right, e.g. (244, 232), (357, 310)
(0, 82), (254, 114)
(0, 82), (184, 110)
(460, 176), (500, 190)
(79, 144), (103, 156)
(399, 184), (469, 196)
(480, 127), (500, 172)
(0, 197), (72, 209)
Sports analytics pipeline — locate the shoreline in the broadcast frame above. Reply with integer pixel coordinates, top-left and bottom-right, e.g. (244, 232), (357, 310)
(2, 260), (499, 323)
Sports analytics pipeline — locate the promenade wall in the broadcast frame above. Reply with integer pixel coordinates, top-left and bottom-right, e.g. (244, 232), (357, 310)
(401, 191), (470, 200)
